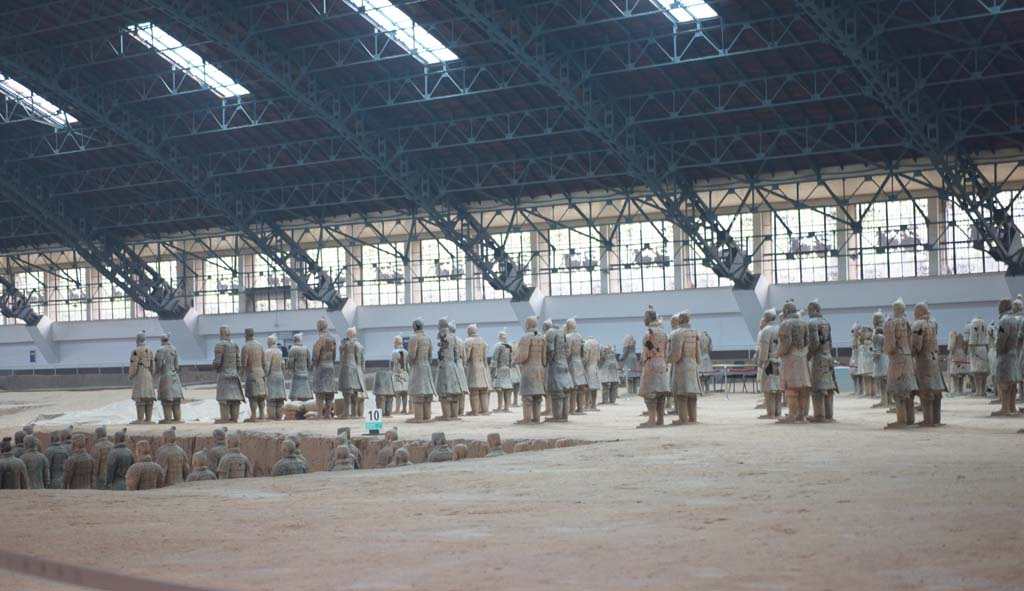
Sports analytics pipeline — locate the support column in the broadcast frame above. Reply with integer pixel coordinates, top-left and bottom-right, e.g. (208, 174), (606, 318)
(238, 253), (252, 313)
(753, 211), (773, 282)
(25, 316), (59, 363)
(600, 225), (612, 294)
(836, 207), (851, 282)
(408, 240), (421, 304)
(673, 225), (685, 289)
(927, 195), (945, 276)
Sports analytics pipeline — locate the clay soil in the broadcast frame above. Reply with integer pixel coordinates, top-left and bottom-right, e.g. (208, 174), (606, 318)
(1, 388), (1022, 591)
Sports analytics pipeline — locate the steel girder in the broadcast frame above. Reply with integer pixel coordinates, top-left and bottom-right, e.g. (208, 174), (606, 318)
(0, 70), (346, 311)
(0, 275), (43, 326)
(795, 0), (1024, 274)
(148, 0), (533, 300)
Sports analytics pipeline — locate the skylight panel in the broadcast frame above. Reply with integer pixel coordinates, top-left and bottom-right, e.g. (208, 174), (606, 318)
(125, 22), (249, 99)
(344, 0), (459, 65)
(651, 1), (719, 23)
(0, 72), (78, 127)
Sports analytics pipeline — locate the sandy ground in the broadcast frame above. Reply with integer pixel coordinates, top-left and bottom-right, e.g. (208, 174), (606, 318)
(1, 387), (1022, 591)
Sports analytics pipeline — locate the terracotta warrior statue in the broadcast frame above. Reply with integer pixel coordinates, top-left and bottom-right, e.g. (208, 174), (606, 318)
(871, 311), (890, 409)
(1014, 297), (1024, 406)
(126, 440), (164, 490)
(564, 318), (589, 415)
(339, 327), (367, 419)
(12, 430), (25, 458)
(330, 446), (354, 471)
(667, 311), (701, 424)
(583, 335), (601, 411)
(450, 322), (470, 416)
(698, 331), (714, 393)
(407, 318), (436, 423)
(186, 451), (217, 482)
(271, 439), (308, 476)
(463, 324), (491, 416)
(858, 325), (876, 398)
(515, 316), (546, 424)
(332, 430), (362, 469)
(311, 318), (338, 420)
(213, 325), (244, 423)
(947, 329), (969, 396)
(427, 432), (454, 462)
(777, 301), (812, 423)
(993, 298), (1020, 416)
(544, 318), (574, 422)
(154, 334), (184, 423)
(205, 427), (229, 472)
(391, 335), (410, 414)
(806, 300), (837, 423)
(884, 298), (919, 429)
(105, 429), (134, 491)
(264, 335), (287, 420)
(373, 348), (396, 417)
(435, 318), (463, 421)
(156, 426), (189, 486)
(90, 425), (114, 490)
(486, 432), (505, 457)
(62, 433), (95, 490)
(21, 435), (48, 489)
(849, 322), (862, 396)
(911, 302), (945, 426)
(0, 440), (29, 490)
(510, 342), (522, 407)
(491, 329), (514, 413)
(216, 433), (253, 479)
(598, 345), (619, 404)
(287, 333), (314, 403)
(638, 307), (671, 428)
(757, 309), (782, 419)
(240, 328), (268, 422)
(129, 332), (157, 424)
(967, 318), (990, 396)
(44, 431), (69, 489)
(621, 335), (640, 395)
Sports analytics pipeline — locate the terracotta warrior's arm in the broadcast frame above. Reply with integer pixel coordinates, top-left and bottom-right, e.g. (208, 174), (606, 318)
(128, 350), (139, 380)
(212, 344), (224, 371)
(883, 321), (896, 355)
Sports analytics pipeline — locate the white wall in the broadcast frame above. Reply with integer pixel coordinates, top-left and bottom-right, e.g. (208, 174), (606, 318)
(0, 273), (1007, 369)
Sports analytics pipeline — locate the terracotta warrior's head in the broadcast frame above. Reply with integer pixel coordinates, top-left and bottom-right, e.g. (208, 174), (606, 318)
(115, 428), (128, 444)
(643, 306), (658, 327)
(136, 332), (146, 346)
(394, 447), (410, 466)
(244, 328), (255, 341)
(524, 316), (538, 332)
(564, 318), (577, 333)
(393, 335), (403, 348)
(160, 334), (170, 345)
(467, 324), (479, 337)
(71, 433), (86, 451)
(413, 318), (424, 332)
(219, 325), (231, 340)
(226, 433), (240, 449)
(280, 439), (297, 457)
(542, 319), (553, 332)
(346, 327), (357, 339)
(192, 450), (209, 469)
(782, 300), (798, 318)
(267, 334), (278, 348)
(96, 424), (110, 440)
(807, 300), (822, 318)
(892, 298), (906, 317)
(670, 314), (680, 329)
(24, 434), (39, 452)
(293, 333), (303, 345)
(1014, 297), (1023, 314)
(761, 308), (776, 328)
(678, 310), (691, 327)
(872, 310), (884, 328)
(212, 427), (226, 444)
(163, 426), (177, 444)
(914, 302), (929, 320)
(431, 432), (448, 447)
(498, 329), (508, 343)
(317, 318), (329, 333)
(135, 439), (152, 459)
(999, 298), (1013, 315)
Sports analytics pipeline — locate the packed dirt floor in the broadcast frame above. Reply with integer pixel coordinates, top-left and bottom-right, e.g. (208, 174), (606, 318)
(1, 386), (1022, 591)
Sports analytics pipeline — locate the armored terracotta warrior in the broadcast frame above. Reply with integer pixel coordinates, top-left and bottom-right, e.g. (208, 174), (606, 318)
(154, 334), (184, 423)
(44, 431), (69, 489)
(667, 311), (702, 424)
(240, 328), (268, 422)
(393, 447), (411, 467)
(871, 311), (890, 409)
(91, 426), (114, 490)
(407, 319), (436, 423)
(884, 298), (919, 429)
(564, 318), (589, 415)
(271, 439), (308, 477)
(311, 318), (338, 420)
(450, 322), (470, 416)
(339, 327), (367, 419)
(391, 335), (410, 414)
(63, 434), (95, 489)
(545, 318), (574, 422)
(947, 330), (969, 396)
(806, 300), (837, 423)
(463, 324), (491, 416)
(491, 329), (515, 413)
(910, 302), (944, 426)
(427, 432), (453, 462)
(125, 440), (164, 491)
(777, 301), (812, 423)
(286, 333), (313, 403)
(698, 331), (714, 393)
(849, 322), (862, 396)
(21, 435), (48, 489)
(599, 345), (619, 404)
(858, 325), (876, 398)
(213, 325), (244, 423)
(129, 332), (157, 424)
(186, 452), (217, 482)
(637, 307), (670, 428)
(583, 335), (601, 411)
(156, 427), (189, 486)
(373, 351), (396, 417)
(541, 320), (555, 416)
(333, 430), (362, 469)
(967, 318), (990, 396)
(216, 433), (253, 479)
(205, 427), (228, 472)
(515, 316), (546, 424)
(0, 441), (29, 490)
(330, 446), (354, 471)
(261, 335), (286, 420)
(486, 432), (505, 457)
(993, 298), (1020, 416)
(105, 429), (134, 491)
(988, 323), (998, 397)
(510, 342), (521, 407)
(1014, 297), (1024, 405)
(435, 318), (463, 420)
(12, 430), (25, 458)
(621, 335), (640, 395)
(757, 309), (782, 419)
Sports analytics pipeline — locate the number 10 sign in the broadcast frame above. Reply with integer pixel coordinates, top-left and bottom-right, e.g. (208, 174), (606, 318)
(365, 408), (383, 435)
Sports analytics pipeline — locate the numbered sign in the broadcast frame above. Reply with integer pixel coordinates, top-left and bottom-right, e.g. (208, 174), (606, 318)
(365, 407), (383, 434)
